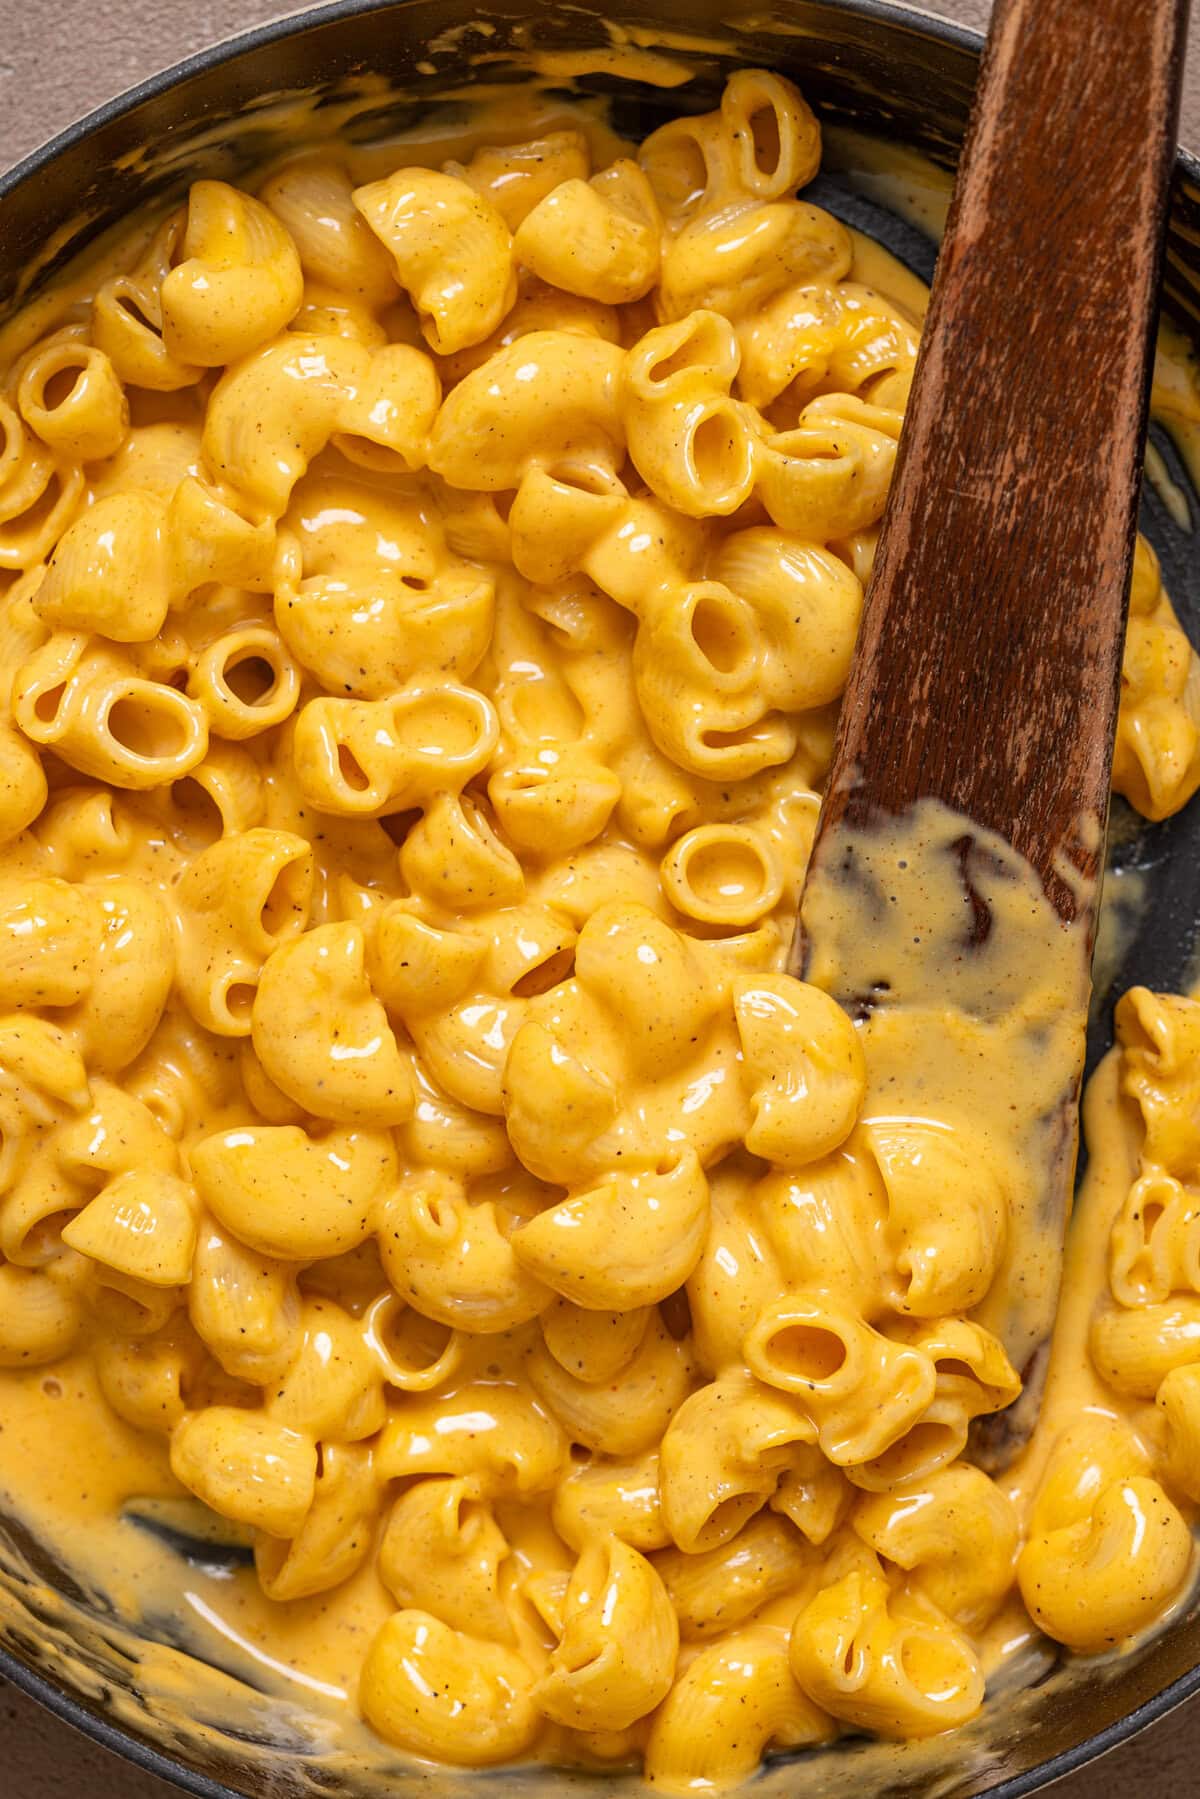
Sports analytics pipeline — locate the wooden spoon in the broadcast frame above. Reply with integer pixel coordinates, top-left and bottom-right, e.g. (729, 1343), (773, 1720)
(796, 0), (1190, 1462)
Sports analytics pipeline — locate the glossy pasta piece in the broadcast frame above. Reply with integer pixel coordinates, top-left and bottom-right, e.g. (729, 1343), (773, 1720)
(659, 1369), (817, 1553)
(769, 1446), (851, 1547)
(654, 1510), (816, 1640)
(0, 1262), (84, 1367)
(1116, 985), (1200, 1175)
(17, 339), (129, 462)
(866, 1116), (1009, 1317)
(535, 1536), (678, 1731)
(14, 631), (208, 790)
(275, 563), (495, 701)
(376, 1170), (551, 1333)
(790, 1563), (985, 1738)
(203, 333), (437, 515)
(188, 1220), (300, 1384)
(261, 155), (399, 305)
(1158, 1362), (1200, 1501)
(34, 492), (173, 641)
(91, 272), (202, 392)
(448, 129), (591, 229)
(488, 744), (622, 858)
(1020, 1473), (1191, 1652)
(1109, 1168), (1200, 1307)
(846, 1317), (1020, 1492)
(379, 1475), (513, 1642)
(540, 1299), (650, 1385)
(186, 623), (300, 741)
(735, 279), (919, 413)
(94, 1321), (204, 1434)
(174, 828), (313, 1036)
(751, 1147), (887, 1319)
(657, 202), (852, 326)
(252, 923), (414, 1126)
(255, 1441), (378, 1601)
(428, 331), (626, 491)
(853, 1465), (1020, 1628)
(360, 1611), (539, 1766)
(1090, 1296), (1200, 1397)
(352, 168), (516, 354)
(63, 883), (175, 1075)
(292, 682), (497, 818)
(193, 1122), (395, 1261)
(376, 1378), (568, 1498)
(170, 1406), (317, 1538)
(525, 1315), (693, 1457)
(622, 311), (757, 519)
(1112, 539), (1200, 821)
(0, 876), (99, 1009)
(512, 1153), (710, 1311)
(160, 181), (303, 365)
(1017, 1417), (1192, 1652)
(646, 1625), (831, 1790)
(639, 69), (819, 223)
(710, 526), (864, 711)
(755, 392), (901, 539)
(632, 585), (797, 783)
(0, 410), (84, 571)
(551, 1449), (670, 1553)
(61, 1168), (198, 1287)
(515, 161), (661, 305)
(733, 974), (866, 1167)
(660, 823), (783, 928)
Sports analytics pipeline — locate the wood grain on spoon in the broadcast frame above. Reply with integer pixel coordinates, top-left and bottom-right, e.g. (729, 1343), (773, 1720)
(797, 0), (1190, 1460)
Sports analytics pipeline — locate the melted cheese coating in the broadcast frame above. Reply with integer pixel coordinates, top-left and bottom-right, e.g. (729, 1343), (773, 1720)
(0, 66), (1198, 1795)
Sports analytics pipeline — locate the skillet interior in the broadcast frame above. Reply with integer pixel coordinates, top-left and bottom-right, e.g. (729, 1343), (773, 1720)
(1, 3), (1199, 1794)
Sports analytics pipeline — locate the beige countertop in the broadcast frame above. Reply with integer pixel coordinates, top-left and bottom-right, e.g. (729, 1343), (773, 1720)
(1, 1), (1200, 1794)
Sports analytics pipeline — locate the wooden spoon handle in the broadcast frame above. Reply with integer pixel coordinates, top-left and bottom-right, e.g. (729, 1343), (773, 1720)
(805, 0), (1189, 924)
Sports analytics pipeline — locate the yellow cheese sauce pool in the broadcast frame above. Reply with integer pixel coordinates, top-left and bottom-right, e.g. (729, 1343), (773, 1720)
(0, 47), (1199, 1796)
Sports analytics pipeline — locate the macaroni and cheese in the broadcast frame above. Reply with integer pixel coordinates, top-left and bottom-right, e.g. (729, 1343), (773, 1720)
(0, 67), (1199, 1792)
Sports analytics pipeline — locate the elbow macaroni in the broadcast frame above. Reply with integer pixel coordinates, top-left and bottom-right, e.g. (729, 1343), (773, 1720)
(0, 67), (1198, 1792)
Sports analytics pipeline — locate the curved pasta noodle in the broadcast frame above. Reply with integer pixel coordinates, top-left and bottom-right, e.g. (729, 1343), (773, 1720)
(428, 331), (626, 491)
(14, 631), (208, 790)
(379, 1476), (513, 1642)
(535, 1536), (678, 1731)
(203, 333), (439, 514)
(261, 156), (399, 306)
(376, 1169), (551, 1332)
(515, 161), (661, 305)
(376, 1378), (568, 1498)
(360, 1611), (538, 1766)
(170, 1405), (317, 1538)
(256, 1441), (378, 1602)
(174, 828), (312, 1036)
(525, 1315), (693, 1457)
(789, 1561), (985, 1738)
(353, 167), (516, 354)
(1018, 1419), (1192, 1652)
(646, 1625), (831, 1789)
(744, 1290), (936, 1466)
(659, 1369), (816, 1553)
(292, 681), (498, 818)
(17, 339), (129, 463)
(161, 180), (304, 365)
(653, 1510), (815, 1640)
(252, 923), (414, 1126)
(193, 1121), (395, 1261)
